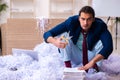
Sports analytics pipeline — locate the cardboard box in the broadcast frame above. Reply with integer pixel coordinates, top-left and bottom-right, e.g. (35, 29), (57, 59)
(1, 18), (42, 55)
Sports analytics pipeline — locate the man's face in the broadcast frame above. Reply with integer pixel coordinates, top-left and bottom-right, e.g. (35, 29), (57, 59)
(79, 12), (94, 32)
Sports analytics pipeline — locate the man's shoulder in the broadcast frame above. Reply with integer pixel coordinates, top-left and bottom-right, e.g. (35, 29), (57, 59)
(93, 17), (107, 31)
(66, 15), (79, 24)
(95, 17), (105, 24)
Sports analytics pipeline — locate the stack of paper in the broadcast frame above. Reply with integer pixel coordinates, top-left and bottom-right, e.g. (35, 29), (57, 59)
(63, 68), (86, 80)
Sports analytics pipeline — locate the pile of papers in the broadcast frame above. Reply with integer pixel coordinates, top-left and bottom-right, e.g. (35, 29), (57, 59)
(63, 68), (86, 80)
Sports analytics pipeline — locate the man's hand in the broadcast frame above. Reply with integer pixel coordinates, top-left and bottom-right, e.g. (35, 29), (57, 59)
(78, 54), (104, 70)
(53, 37), (68, 48)
(47, 32), (72, 48)
(78, 60), (95, 70)
(47, 37), (68, 48)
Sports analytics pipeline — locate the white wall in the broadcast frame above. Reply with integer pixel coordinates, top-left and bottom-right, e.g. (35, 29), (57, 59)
(36, 0), (49, 18)
(35, 0), (89, 18)
(73, 0), (89, 15)
(92, 0), (120, 17)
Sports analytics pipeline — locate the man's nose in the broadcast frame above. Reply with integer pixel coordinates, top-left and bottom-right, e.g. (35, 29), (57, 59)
(84, 20), (88, 25)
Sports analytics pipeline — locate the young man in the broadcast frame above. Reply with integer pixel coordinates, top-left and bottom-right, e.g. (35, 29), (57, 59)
(43, 6), (113, 72)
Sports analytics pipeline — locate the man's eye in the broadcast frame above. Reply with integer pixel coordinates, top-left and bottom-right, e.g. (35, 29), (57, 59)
(81, 18), (85, 20)
(87, 18), (92, 21)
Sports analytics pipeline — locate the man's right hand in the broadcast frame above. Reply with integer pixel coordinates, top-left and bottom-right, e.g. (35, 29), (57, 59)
(47, 37), (68, 48)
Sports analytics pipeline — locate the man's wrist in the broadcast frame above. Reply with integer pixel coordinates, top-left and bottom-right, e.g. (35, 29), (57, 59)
(47, 37), (56, 43)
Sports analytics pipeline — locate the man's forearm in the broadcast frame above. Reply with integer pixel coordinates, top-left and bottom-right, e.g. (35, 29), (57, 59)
(78, 54), (104, 70)
(90, 54), (104, 64)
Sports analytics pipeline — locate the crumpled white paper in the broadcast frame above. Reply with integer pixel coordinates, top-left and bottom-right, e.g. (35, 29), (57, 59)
(0, 42), (120, 80)
(36, 17), (49, 35)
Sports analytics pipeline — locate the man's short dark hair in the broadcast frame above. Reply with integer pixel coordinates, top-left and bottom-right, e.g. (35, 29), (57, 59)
(79, 6), (95, 18)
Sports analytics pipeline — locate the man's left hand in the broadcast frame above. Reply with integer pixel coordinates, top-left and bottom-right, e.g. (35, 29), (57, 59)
(78, 60), (95, 70)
